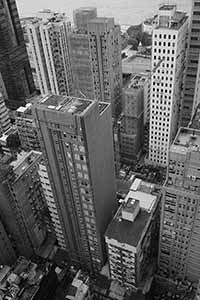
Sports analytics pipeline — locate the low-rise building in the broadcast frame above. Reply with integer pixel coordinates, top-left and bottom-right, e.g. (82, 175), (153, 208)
(66, 270), (91, 300)
(122, 54), (151, 75)
(0, 256), (58, 300)
(0, 126), (19, 155)
(105, 178), (159, 291)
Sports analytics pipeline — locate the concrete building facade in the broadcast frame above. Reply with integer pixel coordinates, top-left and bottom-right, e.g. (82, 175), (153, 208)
(0, 218), (16, 265)
(0, 151), (48, 258)
(159, 128), (200, 282)
(38, 160), (67, 250)
(120, 75), (144, 164)
(26, 13), (72, 96)
(88, 17), (122, 116)
(181, 0), (200, 126)
(0, 72), (8, 100)
(192, 52), (200, 119)
(68, 8), (97, 99)
(16, 103), (40, 151)
(69, 33), (95, 99)
(148, 5), (188, 166)
(73, 7), (97, 33)
(0, 0), (35, 109)
(0, 93), (11, 137)
(21, 17), (40, 91)
(33, 95), (117, 273)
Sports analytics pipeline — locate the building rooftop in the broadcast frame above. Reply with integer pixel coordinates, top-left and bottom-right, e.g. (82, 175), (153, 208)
(10, 151), (41, 180)
(27, 12), (69, 25)
(156, 8), (187, 30)
(0, 126), (17, 144)
(126, 73), (149, 89)
(159, 4), (176, 11)
(98, 102), (109, 114)
(0, 256), (52, 300)
(66, 270), (89, 300)
(39, 95), (95, 115)
(105, 178), (158, 247)
(172, 127), (200, 154)
(122, 54), (151, 75)
(74, 7), (97, 13)
(38, 95), (107, 116)
(105, 204), (150, 247)
(124, 190), (156, 213)
(123, 198), (139, 215)
(126, 55), (151, 64)
(16, 103), (33, 118)
(143, 14), (158, 25)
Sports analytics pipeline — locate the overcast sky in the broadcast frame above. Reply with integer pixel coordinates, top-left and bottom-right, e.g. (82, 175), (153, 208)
(16, 0), (191, 25)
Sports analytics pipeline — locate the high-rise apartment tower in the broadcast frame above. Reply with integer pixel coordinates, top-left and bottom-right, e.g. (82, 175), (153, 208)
(33, 95), (116, 273)
(0, 93), (11, 136)
(148, 5), (188, 166)
(0, 151), (48, 258)
(88, 17), (122, 116)
(26, 13), (72, 96)
(0, 0), (35, 109)
(181, 0), (200, 126)
(159, 127), (200, 282)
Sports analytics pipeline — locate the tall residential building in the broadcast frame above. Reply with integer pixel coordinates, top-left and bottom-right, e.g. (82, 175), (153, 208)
(181, 0), (200, 126)
(21, 17), (40, 91)
(0, 72), (8, 99)
(0, 0), (35, 109)
(38, 160), (67, 250)
(0, 256), (59, 300)
(0, 151), (48, 258)
(26, 13), (72, 96)
(66, 270), (91, 300)
(16, 102), (40, 151)
(33, 95), (116, 273)
(192, 51), (200, 119)
(120, 75), (144, 164)
(105, 178), (159, 290)
(73, 7), (97, 33)
(148, 5), (188, 167)
(0, 93), (11, 136)
(69, 8), (97, 99)
(88, 17), (122, 116)
(69, 32), (95, 99)
(0, 218), (16, 265)
(159, 127), (200, 282)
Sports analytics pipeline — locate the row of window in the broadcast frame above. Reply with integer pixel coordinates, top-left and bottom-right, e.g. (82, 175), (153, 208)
(154, 34), (176, 40)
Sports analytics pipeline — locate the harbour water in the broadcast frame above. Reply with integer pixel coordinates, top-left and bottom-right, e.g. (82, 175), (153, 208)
(17, 0), (192, 25)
